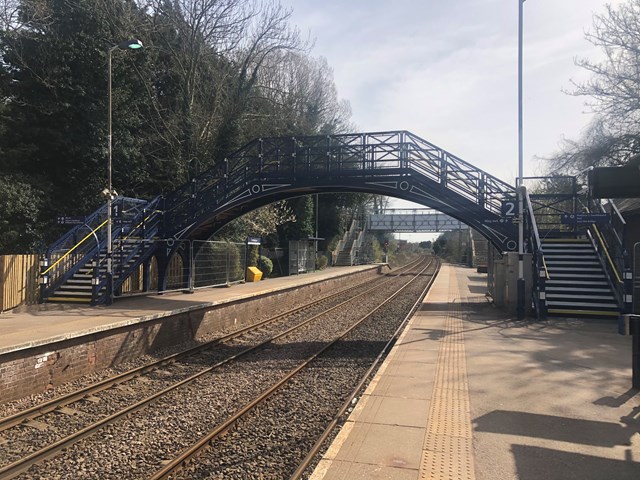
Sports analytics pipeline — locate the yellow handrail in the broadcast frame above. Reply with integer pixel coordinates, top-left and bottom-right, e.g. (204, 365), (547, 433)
(42, 219), (108, 276)
(541, 255), (550, 280)
(120, 210), (161, 243)
(592, 225), (622, 284)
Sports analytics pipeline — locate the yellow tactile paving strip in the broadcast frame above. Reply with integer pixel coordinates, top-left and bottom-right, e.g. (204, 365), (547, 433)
(419, 270), (475, 480)
(310, 265), (476, 480)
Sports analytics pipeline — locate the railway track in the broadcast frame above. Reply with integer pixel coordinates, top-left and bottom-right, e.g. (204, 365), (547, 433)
(154, 256), (441, 479)
(0, 257), (429, 479)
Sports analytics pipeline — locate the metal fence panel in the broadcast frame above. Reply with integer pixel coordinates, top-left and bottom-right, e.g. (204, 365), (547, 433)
(288, 240), (315, 275)
(193, 240), (246, 288)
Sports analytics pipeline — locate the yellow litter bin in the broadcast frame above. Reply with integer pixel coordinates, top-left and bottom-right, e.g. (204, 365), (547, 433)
(246, 266), (263, 282)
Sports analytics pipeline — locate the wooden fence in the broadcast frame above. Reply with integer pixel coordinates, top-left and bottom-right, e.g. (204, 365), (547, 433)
(0, 254), (40, 312)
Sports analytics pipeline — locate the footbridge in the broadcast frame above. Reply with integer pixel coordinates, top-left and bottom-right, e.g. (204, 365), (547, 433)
(41, 129), (633, 319)
(162, 131), (517, 247)
(41, 131), (519, 306)
(368, 209), (468, 232)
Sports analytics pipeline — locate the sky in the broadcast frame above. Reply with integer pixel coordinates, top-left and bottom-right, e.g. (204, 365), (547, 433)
(281, 0), (622, 241)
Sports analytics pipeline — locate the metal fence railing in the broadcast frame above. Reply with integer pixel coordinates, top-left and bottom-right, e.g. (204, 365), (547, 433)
(193, 240), (246, 289)
(288, 240), (315, 275)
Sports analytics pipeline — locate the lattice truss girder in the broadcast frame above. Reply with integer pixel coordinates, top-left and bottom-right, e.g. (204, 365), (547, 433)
(161, 130), (517, 251)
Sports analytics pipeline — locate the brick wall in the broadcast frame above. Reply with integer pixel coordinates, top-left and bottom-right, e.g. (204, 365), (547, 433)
(0, 267), (382, 404)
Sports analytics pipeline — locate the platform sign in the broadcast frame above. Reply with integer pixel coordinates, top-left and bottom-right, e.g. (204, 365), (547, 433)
(246, 236), (262, 245)
(482, 217), (513, 225)
(560, 213), (610, 225)
(501, 199), (517, 217)
(57, 216), (85, 225)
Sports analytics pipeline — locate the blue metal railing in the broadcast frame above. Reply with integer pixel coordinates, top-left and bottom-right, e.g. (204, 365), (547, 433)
(40, 197), (159, 304)
(586, 197), (632, 312)
(162, 131), (516, 240)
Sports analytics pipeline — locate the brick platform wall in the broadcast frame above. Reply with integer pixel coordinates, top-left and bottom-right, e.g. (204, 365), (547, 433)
(0, 267), (382, 404)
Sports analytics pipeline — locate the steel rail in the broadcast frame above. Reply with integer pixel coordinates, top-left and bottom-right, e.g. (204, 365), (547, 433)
(148, 256), (436, 480)
(0, 257), (418, 434)
(0, 259), (424, 479)
(289, 258), (441, 479)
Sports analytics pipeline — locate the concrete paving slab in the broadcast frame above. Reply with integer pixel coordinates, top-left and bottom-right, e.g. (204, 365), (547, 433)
(366, 374), (434, 401)
(331, 422), (425, 469)
(350, 396), (430, 428)
(312, 459), (419, 480)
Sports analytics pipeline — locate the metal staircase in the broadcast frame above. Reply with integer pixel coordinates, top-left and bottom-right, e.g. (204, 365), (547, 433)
(41, 196), (162, 305)
(524, 177), (633, 319)
(542, 239), (619, 317)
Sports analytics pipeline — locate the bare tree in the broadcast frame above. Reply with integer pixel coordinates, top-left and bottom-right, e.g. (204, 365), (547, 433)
(546, 0), (640, 175)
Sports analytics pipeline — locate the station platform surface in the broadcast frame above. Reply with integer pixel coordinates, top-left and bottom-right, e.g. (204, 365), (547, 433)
(0, 264), (378, 356)
(311, 264), (640, 480)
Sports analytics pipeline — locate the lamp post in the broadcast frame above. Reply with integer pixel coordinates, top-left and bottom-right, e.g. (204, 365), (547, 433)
(517, 0), (525, 319)
(106, 39), (143, 305)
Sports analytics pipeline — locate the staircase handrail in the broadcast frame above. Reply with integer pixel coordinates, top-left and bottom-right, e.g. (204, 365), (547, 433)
(350, 227), (365, 265)
(523, 186), (548, 318)
(102, 196), (164, 296)
(46, 205), (106, 256)
(45, 197), (148, 257)
(41, 219), (108, 277)
(586, 197), (631, 311)
(41, 197), (157, 304)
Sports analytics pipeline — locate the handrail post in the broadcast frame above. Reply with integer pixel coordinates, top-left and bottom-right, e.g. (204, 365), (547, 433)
(38, 255), (49, 303)
(624, 267), (633, 314)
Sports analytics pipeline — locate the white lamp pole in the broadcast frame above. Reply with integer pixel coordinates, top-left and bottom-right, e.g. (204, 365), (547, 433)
(106, 39), (143, 305)
(517, 0), (525, 319)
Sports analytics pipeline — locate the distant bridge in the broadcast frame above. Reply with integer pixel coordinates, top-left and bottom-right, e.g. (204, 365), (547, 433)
(368, 209), (468, 232)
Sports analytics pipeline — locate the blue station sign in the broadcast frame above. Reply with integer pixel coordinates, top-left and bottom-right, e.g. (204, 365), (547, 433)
(560, 213), (611, 225)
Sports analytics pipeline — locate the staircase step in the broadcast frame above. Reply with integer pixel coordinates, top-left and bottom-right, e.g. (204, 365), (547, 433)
(547, 273), (606, 279)
(546, 308), (620, 318)
(546, 300), (619, 309)
(546, 279), (608, 286)
(546, 286), (612, 293)
(47, 297), (92, 304)
(546, 293), (615, 301)
(542, 239), (590, 244)
(54, 290), (92, 296)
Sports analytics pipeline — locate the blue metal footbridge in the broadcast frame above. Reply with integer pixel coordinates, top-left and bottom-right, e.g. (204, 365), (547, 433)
(39, 130), (633, 318)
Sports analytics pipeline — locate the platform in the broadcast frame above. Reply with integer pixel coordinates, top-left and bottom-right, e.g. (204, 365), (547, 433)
(0, 265), (379, 356)
(311, 265), (640, 480)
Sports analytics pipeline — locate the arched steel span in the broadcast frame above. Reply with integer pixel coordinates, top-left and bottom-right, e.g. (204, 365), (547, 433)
(162, 130), (517, 251)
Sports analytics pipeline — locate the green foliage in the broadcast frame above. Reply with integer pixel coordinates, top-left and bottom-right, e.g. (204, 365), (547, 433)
(419, 241), (432, 249)
(316, 254), (328, 269)
(247, 245), (259, 267)
(258, 255), (273, 277)
(432, 231), (469, 264)
(0, 175), (44, 253)
(0, 0), (354, 253)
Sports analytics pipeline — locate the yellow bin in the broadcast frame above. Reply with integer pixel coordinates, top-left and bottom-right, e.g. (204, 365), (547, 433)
(246, 266), (263, 282)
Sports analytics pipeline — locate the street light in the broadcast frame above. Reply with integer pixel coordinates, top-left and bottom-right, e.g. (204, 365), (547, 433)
(517, 0), (525, 319)
(106, 38), (143, 305)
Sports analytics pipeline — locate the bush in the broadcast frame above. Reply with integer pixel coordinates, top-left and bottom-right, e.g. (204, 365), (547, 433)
(317, 254), (328, 270)
(258, 255), (273, 277)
